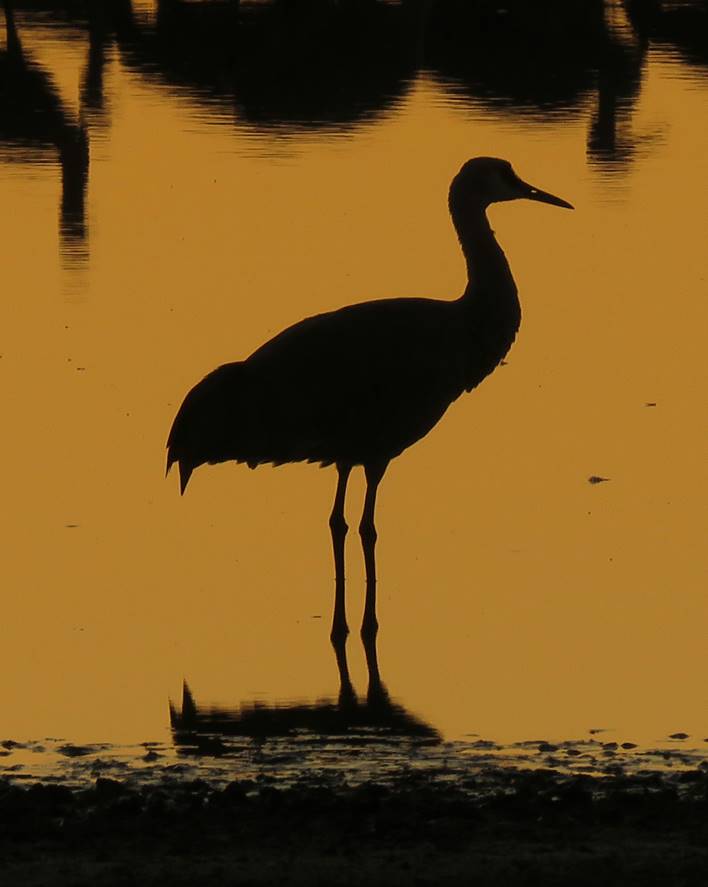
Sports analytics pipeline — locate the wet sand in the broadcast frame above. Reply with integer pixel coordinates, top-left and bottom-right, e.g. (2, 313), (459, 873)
(3, 765), (708, 886)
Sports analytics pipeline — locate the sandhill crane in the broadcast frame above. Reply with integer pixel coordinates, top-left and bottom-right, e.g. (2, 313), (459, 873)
(167, 157), (573, 640)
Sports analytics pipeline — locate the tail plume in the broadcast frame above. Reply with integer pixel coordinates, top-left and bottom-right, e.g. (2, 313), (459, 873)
(165, 452), (193, 495)
(178, 461), (193, 495)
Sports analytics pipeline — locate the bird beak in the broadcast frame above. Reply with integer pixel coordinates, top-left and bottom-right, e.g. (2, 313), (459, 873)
(519, 179), (574, 210)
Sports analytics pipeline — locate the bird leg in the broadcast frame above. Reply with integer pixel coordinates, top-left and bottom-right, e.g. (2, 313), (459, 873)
(329, 462), (352, 643)
(360, 460), (388, 639)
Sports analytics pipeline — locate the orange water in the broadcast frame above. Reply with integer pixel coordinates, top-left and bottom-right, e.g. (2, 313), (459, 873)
(1, 2), (707, 753)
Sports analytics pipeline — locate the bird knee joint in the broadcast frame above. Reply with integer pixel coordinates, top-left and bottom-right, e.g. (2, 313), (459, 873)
(329, 514), (348, 535)
(359, 521), (377, 544)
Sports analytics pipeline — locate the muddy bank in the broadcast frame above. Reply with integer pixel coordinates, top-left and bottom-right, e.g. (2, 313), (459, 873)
(2, 768), (708, 886)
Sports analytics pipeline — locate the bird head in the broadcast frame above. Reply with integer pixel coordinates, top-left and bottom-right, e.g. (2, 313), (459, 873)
(450, 157), (574, 212)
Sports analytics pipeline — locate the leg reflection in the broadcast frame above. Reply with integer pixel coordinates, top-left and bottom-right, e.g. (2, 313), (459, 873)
(361, 621), (390, 709)
(330, 630), (357, 708)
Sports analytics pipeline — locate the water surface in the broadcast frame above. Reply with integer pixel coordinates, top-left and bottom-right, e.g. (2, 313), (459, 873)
(1, 0), (707, 783)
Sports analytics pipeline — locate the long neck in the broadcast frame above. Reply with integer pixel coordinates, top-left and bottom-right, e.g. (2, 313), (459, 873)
(452, 201), (518, 305)
(447, 194), (522, 390)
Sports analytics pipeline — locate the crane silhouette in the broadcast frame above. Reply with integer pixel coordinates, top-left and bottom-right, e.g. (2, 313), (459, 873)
(167, 157), (572, 641)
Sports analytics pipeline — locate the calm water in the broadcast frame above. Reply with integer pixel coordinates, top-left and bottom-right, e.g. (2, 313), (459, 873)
(1, 0), (708, 783)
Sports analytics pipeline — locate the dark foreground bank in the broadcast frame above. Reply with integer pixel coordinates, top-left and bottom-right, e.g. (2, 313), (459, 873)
(2, 768), (708, 886)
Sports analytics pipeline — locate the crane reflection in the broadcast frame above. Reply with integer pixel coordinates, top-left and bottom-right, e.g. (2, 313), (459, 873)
(170, 632), (439, 753)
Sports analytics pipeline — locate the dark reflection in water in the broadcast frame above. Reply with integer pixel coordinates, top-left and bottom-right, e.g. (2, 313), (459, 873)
(628, 0), (708, 71)
(170, 633), (439, 751)
(586, 0), (708, 174)
(71, 0), (659, 149)
(587, 1), (647, 172)
(5, 1), (703, 135)
(5, 0), (707, 264)
(0, 0), (89, 263)
(424, 0), (656, 173)
(81, 2), (115, 128)
(425, 0), (605, 116)
(74, 0), (421, 133)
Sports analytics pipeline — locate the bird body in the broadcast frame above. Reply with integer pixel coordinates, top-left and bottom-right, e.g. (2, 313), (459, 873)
(168, 293), (518, 489)
(167, 157), (572, 638)
(168, 213), (522, 490)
